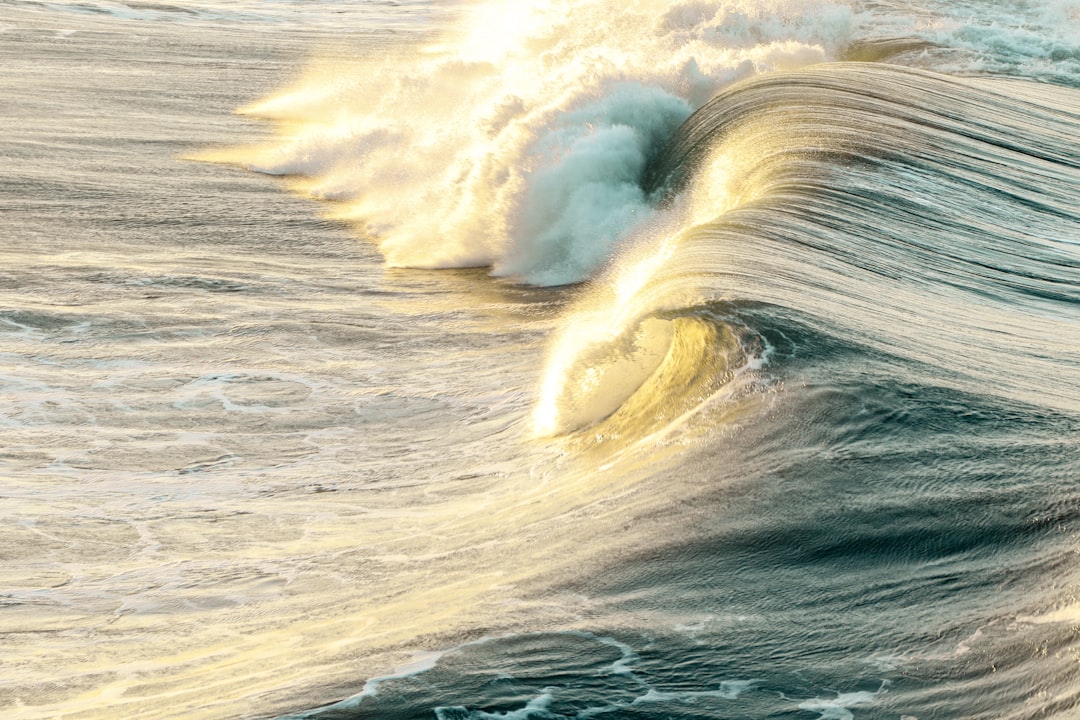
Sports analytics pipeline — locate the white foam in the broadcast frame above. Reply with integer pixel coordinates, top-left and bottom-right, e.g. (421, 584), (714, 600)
(217, 0), (856, 286)
(435, 691), (557, 720)
(1016, 603), (1080, 625)
(796, 682), (890, 720)
(630, 679), (760, 705)
(276, 651), (445, 719)
(862, 0), (1080, 83)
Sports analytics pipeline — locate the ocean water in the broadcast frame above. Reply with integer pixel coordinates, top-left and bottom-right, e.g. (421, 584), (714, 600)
(2, 1), (1079, 719)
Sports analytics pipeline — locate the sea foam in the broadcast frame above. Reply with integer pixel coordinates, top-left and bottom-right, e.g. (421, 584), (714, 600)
(217, 0), (854, 286)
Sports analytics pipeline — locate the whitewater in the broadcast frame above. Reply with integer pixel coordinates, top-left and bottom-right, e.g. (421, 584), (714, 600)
(1, 1), (1078, 719)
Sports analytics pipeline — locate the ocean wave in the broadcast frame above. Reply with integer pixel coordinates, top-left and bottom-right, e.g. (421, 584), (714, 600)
(537, 62), (1080, 435)
(204, 0), (1080, 434)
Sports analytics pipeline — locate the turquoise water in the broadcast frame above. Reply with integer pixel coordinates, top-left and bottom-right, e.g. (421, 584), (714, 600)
(1, 2), (1078, 719)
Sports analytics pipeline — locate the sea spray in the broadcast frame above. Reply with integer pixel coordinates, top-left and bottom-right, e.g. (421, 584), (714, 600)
(206, 0), (855, 285)
(496, 83), (690, 285)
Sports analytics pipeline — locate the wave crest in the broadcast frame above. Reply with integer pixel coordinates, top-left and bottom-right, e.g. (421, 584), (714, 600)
(205, 0), (854, 285)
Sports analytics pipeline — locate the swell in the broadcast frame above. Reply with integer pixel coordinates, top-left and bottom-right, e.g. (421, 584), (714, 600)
(538, 62), (1080, 436)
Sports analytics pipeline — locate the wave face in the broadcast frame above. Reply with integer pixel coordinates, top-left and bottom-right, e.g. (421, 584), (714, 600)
(537, 62), (1080, 436)
(523, 59), (1080, 720)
